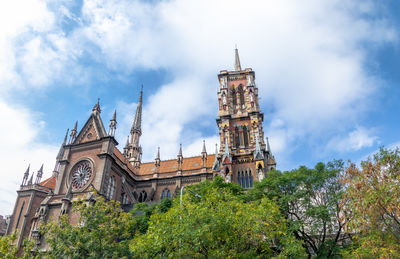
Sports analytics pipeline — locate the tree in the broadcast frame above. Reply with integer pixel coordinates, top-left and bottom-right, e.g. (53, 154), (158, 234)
(0, 233), (41, 259)
(342, 148), (400, 258)
(248, 161), (351, 257)
(130, 180), (305, 258)
(43, 195), (136, 259)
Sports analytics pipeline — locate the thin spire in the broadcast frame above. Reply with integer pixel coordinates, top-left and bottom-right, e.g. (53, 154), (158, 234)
(254, 134), (264, 160)
(125, 136), (129, 148)
(178, 143), (183, 157)
(212, 144), (220, 171)
(155, 147), (160, 167)
(92, 98), (101, 114)
(131, 88), (143, 134)
(202, 140), (207, 154)
(57, 129), (69, 160)
(22, 164), (30, 186)
(224, 136), (230, 156)
(35, 164), (43, 184)
(108, 110), (117, 136)
(28, 172), (34, 185)
(266, 137), (272, 154)
(234, 46), (241, 71)
(69, 121), (78, 144)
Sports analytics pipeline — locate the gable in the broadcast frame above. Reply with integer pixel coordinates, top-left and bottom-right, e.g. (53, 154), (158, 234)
(74, 114), (107, 144)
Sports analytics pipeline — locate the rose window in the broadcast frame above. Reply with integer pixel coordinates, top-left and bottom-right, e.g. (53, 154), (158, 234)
(71, 161), (92, 189)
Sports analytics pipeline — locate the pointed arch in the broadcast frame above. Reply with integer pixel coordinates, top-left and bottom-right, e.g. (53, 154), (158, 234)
(245, 170), (249, 188)
(231, 87), (237, 107)
(243, 126), (249, 147)
(238, 84), (245, 107)
(235, 127), (240, 148)
(249, 170), (253, 187)
(161, 188), (172, 200)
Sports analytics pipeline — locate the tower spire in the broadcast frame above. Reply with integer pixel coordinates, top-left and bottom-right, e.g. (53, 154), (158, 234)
(131, 88), (143, 134)
(108, 110), (117, 136)
(234, 46), (241, 71)
(128, 87), (143, 168)
(22, 164), (30, 186)
(212, 144), (220, 171)
(35, 164), (43, 184)
(266, 137), (272, 155)
(201, 140), (207, 168)
(92, 98), (101, 115)
(69, 121), (78, 144)
(155, 147), (160, 167)
(177, 144), (183, 171)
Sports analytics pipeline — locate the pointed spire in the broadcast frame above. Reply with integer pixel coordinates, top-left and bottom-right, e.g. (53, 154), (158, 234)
(201, 140), (207, 167)
(56, 128), (69, 160)
(212, 144), (220, 171)
(22, 164), (30, 186)
(92, 98), (101, 115)
(35, 164), (43, 184)
(108, 110), (117, 136)
(131, 87), (143, 134)
(266, 137), (272, 155)
(155, 147), (160, 167)
(177, 144), (183, 170)
(254, 134), (264, 160)
(28, 171), (34, 185)
(62, 128), (69, 145)
(234, 46), (241, 71)
(224, 136), (230, 156)
(69, 121), (78, 144)
(178, 144), (183, 157)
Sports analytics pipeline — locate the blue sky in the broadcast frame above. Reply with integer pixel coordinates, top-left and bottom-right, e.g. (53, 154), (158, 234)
(0, 0), (399, 215)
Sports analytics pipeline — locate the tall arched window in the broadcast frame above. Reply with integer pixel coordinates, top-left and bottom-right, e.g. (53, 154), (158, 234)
(238, 85), (245, 107)
(245, 171), (249, 188)
(231, 88), (237, 107)
(235, 127), (240, 148)
(106, 176), (116, 200)
(121, 193), (129, 205)
(138, 190), (147, 203)
(243, 126), (249, 147)
(161, 188), (172, 200)
(249, 170), (253, 187)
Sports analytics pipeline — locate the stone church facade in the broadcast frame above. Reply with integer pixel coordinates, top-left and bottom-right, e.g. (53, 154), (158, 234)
(6, 49), (276, 250)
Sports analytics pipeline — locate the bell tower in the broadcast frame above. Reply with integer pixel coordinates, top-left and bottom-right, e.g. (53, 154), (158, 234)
(215, 48), (276, 187)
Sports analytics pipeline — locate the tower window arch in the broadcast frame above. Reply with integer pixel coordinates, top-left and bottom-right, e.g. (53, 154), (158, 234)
(161, 188), (171, 200)
(243, 126), (249, 147)
(231, 88), (237, 107)
(235, 127), (240, 148)
(238, 84), (245, 107)
(121, 192), (129, 205)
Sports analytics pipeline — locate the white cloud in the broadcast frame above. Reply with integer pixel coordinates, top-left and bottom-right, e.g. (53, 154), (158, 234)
(76, 0), (396, 162)
(0, 99), (58, 215)
(327, 127), (378, 153)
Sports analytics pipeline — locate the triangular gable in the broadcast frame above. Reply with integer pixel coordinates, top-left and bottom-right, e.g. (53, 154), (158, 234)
(222, 155), (232, 165)
(74, 114), (107, 144)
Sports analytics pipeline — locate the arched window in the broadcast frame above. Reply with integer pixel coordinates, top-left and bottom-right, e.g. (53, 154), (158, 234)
(121, 193), (129, 205)
(238, 171), (242, 187)
(243, 126), (249, 147)
(238, 85), (245, 107)
(245, 171), (249, 188)
(132, 191), (138, 202)
(161, 188), (172, 200)
(235, 127), (240, 148)
(106, 176), (116, 200)
(249, 170), (253, 187)
(231, 88), (237, 107)
(138, 190), (147, 203)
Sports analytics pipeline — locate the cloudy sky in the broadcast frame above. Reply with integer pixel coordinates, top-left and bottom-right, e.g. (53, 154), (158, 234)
(1, 0), (400, 215)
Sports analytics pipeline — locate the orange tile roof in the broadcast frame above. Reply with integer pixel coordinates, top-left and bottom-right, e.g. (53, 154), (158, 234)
(138, 154), (216, 175)
(40, 176), (56, 190)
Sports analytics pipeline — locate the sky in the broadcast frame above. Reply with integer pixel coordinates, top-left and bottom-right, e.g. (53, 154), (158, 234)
(0, 0), (400, 215)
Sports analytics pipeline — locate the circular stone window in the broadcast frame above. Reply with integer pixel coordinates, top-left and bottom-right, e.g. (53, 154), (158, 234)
(70, 160), (93, 190)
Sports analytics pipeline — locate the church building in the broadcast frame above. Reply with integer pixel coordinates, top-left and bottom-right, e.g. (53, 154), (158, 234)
(6, 49), (276, 250)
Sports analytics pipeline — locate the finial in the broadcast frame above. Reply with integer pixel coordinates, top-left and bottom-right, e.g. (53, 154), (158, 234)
(131, 89), (143, 134)
(202, 140), (207, 154)
(28, 172), (34, 185)
(234, 46), (241, 71)
(155, 147), (161, 167)
(108, 110), (117, 136)
(266, 137), (272, 154)
(22, 164), (30, 186)
(212, 144), (220, 171)
(69, 121), (78, 144)
(63, 129), (69, 145)
(92, 98), (101, 114)
(178, 144), (183, 157)
(35, 164), (44, 184)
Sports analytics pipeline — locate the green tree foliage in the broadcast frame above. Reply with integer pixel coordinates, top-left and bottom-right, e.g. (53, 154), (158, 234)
(43, 195), (135, 259)
(342, 148), (400, 258)
(0, 233), (41, 259)
(130, 180), (306, 258)
(248, 161), (350, 257)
